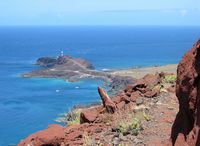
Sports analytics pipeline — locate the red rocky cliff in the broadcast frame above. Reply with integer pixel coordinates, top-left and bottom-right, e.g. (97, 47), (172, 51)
(171, 39), (200, 146)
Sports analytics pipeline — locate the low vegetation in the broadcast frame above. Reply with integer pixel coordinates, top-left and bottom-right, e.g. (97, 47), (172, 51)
(164, 74), (176, 83)
(118, 117), (143, 136)
(116, 110), (150, 136)
(55, 108), (81, 125)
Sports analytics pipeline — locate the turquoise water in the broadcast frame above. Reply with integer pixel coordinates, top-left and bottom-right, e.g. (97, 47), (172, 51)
(0, 26), (200, 145)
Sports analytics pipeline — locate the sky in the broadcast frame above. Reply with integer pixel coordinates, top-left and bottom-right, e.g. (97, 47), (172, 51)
(0, 0), (200, 26)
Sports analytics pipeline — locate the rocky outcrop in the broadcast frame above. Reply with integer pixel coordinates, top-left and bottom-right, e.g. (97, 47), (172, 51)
(80, 107), (100, 124)
(69, 78), (162, 124)
(19, 123), (108, 146)
(18, 124), (65, 146)
(98, 87), (116, 113)
(171, 39), (200, 146)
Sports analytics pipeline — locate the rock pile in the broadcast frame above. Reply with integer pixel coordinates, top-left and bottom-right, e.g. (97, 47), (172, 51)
(79, 72), (165, 124)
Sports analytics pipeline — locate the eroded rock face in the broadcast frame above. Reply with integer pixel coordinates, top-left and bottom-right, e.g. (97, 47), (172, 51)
(171, 39), (200, 146)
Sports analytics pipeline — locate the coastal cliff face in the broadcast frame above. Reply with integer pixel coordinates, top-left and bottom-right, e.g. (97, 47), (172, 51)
(171, 39), (200, 146)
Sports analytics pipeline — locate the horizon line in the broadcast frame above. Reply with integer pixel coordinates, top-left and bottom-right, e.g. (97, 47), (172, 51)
(0, 24), (200, 27)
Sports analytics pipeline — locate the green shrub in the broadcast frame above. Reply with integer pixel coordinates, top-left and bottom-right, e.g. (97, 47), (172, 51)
(118, 117), (143, 136)
(55, 109), (81, 125)
(164, 74), (176, 83)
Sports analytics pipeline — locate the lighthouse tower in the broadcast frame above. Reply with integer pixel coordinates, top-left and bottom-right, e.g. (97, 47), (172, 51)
(60, 51), (64, 57)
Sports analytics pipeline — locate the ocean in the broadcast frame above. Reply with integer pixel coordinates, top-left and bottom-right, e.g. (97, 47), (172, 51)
(0, 26), (199, 146)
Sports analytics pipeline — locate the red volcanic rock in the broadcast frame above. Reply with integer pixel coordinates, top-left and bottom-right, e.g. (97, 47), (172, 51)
(171, 39), (200, 146)
(120, 92), (131, 103)
(167, 85), (176, 93)
(116, 101), (126, 110)
(18, 124), (65, 146)
(64, 123), (108, 144)
(144, 89), (158, 98)
(112, 95), (123, 104)
(124, 80), (146, 92)
(130, 91), (141, 102)
(142, 73), (161, 87)
(98, 87), (116, 113)
(80, 107), (99, 124)
(132, 80), (147, 90)
(124, 85), (134, 94)
(19, 123), (108, 146)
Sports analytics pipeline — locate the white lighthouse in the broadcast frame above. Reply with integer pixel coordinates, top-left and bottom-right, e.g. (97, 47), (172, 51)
(60, 51), (64, 57)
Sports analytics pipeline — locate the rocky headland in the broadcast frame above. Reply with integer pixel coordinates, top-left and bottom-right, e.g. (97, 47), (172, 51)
(22, 55), (134, 94)
(18, 39), (200, 146)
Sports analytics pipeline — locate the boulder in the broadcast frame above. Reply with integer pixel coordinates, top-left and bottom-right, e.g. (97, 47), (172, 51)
(136, 97), (143, 105)
(132, 80), (147, 90)
(130, 91), (141, 102)
(171, 39), (200, 146)
(80, 108), (99, 124)
(142, 73), (161, 87)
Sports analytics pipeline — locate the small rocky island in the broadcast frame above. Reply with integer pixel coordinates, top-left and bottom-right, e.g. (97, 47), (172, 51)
(22, 55), (134, 94)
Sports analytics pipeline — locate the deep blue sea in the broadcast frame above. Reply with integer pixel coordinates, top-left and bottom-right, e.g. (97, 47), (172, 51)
(0, 26), (200, 146)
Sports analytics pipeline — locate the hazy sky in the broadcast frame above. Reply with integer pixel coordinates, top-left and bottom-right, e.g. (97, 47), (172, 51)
(0, 0), (200, 26)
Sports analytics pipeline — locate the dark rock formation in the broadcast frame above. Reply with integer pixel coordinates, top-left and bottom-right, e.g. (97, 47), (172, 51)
(37, 56), (95, 69)
(171, 39), (200, 146)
